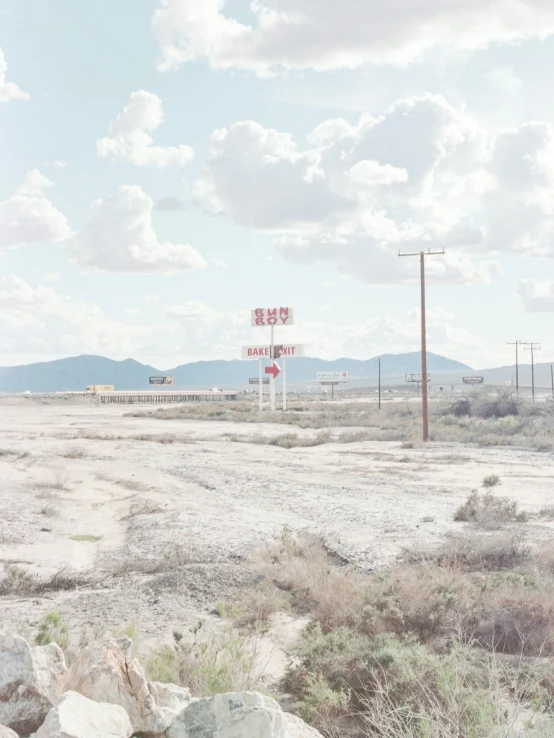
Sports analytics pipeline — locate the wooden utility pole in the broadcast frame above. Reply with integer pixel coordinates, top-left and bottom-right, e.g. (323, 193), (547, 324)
(507, 341), (525, 394)
(399, 249), (444, 442)
(524, 343), (540, 402)
(551, 364), (554, 401)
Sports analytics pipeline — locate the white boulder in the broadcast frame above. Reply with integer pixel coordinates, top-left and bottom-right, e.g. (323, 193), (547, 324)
(0, 725), (20, 738)
(167, 691), (286, 738)
(30, 691), (132, 738)
(151, 682), (191, 713)
(0, 635), (51, 736)
(57, 638), (170, 735)
(283, 713), (324, 737)
(30, 645), (67, 705)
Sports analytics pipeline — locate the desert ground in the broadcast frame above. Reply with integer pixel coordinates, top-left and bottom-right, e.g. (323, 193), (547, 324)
(4, 392), (554, 736)
(1, 394), (553, 642)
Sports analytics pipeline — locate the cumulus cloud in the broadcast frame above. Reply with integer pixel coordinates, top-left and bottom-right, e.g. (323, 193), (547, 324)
(516, 279), (554, 311)
(0, 171), (72, 249)
(0, 49), (29, 103)
(194, 93), (554, 282)
(97, 90), (194, 168)
(0, 276), (179, 364)
(152, 0), (554, 74)
(68, 185), (206, 274)
(194, 120), (354, 229)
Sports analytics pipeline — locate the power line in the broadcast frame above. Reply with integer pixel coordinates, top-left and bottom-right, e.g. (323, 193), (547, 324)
(398, 248), (445, 442)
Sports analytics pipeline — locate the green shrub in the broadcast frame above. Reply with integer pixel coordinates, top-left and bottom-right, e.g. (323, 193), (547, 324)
(35, 610), (68, 651)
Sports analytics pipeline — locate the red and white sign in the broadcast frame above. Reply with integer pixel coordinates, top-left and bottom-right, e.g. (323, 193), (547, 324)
(242, 344), (304, 360)
(265, 362), (281, 379)
(251, 307), (294, 327)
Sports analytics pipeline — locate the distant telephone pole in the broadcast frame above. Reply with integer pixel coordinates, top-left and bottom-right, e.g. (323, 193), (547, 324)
(399, 248), (445, 442)
(524, 343), (540, 402)
(507, 341), (526, 393)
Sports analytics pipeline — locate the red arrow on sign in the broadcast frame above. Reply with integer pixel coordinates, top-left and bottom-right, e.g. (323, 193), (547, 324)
(265, 361), (281, 379)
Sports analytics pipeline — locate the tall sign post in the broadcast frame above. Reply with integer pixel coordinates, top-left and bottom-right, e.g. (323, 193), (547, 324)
(399, 249), (445, 442)
(250, 308), (295, 412)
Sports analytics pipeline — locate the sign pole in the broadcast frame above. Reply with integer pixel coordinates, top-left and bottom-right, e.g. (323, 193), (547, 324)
(282, 358), (287, 411)
(551, 364), (554, 401)
(378, 357), (381, 410)
(270, 324), (276, 411)
(258, 359), (263, 411)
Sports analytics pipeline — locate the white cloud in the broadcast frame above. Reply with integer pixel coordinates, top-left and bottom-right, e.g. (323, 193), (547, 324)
(0, 49), (29, 103)
(164, 301), (217, 321)
(146, 294), (160, 305)
(67, 185), (206, 274)
(0, 276), (179, 364)
(97, 90), (194, 168)
(44, 273), (60, 282)
(211, 258), (228, 268)
(17, 169), (54, 197)
(194, 94), (554, 283)
(152, 0), (554, 75)
(194, 120), (353, 230)
(516, 279), (554, 311)
(0, 171), (72, 249)
(194, 95), (503, 284)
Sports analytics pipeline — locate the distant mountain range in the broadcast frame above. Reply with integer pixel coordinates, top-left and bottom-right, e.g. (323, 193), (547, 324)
(0, 352), (472, 393)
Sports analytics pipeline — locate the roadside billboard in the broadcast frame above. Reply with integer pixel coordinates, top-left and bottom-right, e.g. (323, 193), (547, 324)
(463, 377), (484, 384)
(149, 376), (174, 385)
(317, 371), (349, 383)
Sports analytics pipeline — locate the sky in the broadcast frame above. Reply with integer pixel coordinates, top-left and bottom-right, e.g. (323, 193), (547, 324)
(2, 0), (554, 370)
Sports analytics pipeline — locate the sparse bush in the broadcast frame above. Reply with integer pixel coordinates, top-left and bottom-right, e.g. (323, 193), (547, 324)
(430, 531), (529, 572)
(35, 610), (68, 651)
(146, 622), (265, 696)
(0, 565), (90, 596)
(454, 490), (527, 529)
(219, 583), (287, 631)
(482, 474), (501, 488)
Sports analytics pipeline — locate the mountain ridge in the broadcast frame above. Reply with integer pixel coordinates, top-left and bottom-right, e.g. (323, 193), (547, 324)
(0, 352), (471, 393)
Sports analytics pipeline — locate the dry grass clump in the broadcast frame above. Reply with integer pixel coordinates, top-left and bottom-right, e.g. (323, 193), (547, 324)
(218, 582), (287, 631)
(0, 565), (89, 596)
(120, 499), (164, 520)
(60, 446), (87, 459)
(454, 490), (528, 528)
(146, 622), (265, 696)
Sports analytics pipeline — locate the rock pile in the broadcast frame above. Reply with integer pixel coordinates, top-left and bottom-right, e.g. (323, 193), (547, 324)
(0, 635), (322, 738)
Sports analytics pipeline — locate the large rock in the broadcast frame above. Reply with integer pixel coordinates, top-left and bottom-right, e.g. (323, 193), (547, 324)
(0, 725), (20, 738)
(283, 713), (324, 738)
(30, 645), (67, 705)
(151, 683), (191, 714)
(30, 691), (132, 738)
(167, 691), (286, 738)
(0, 635), (51, 736)
(57, 638), (172, 735)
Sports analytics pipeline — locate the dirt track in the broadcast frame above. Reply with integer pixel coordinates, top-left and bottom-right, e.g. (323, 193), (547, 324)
(2, 399), (554, 650)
